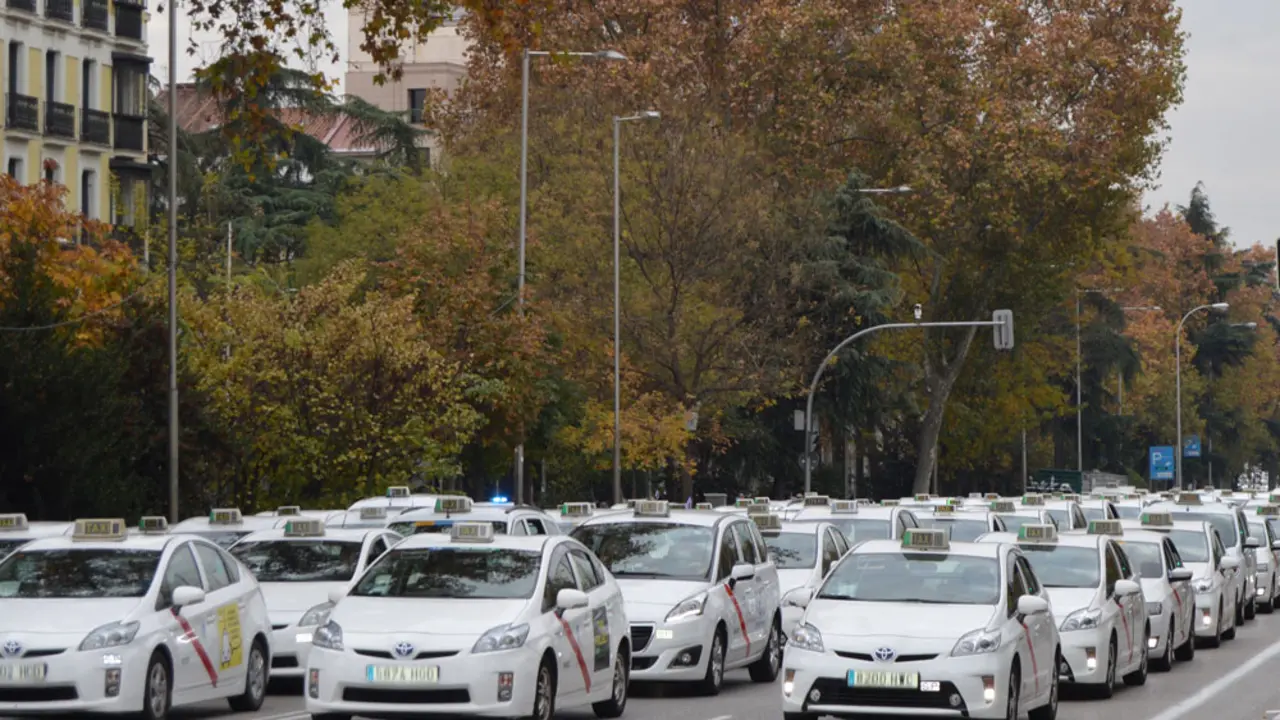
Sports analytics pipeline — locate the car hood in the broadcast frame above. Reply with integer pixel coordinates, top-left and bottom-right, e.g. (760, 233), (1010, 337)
(776, 568), (814, 594)
(333, 597), (528, 636)
(1184, 561), (1213, 582)
(807, 600), (997, 640)
(1045, 587), (1098, 615)
(616, 579), (710, 622)
(260, 581), (348, 625)
(0, 598), (142, 647)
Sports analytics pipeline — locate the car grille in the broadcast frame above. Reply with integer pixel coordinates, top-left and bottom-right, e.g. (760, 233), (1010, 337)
(631, 657), (658, 670)
(630, 625), (654, 653)
(342, 688), (469, 704)
(806, 678), (964, 711)
(19, 649), (64, 659)
(834, 651), (938, 663)
(353, 649), (459, 661)
(0, 687), (78, 702)
(271, 654), (298, 668)
(271, 623), (290, 630)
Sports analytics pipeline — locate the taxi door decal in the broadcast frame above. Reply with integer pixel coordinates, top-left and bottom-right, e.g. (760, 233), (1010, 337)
(557, 616), (592, 692)
(1015, 619), (1039, 694)
(216, 604), (243, 671)
(1114, 598), (1133, 662)
(171, 608), (219, 687)
(592, 606), (610, 672)
(723, 582), (751, 655)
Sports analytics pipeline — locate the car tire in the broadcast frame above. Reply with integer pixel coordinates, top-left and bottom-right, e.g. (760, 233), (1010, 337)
(1004, 667), (1019, 720)
(1261, 579), (1276, 613)
(695, 629), (726, 696)
(1224, 599), (1238, 641)
(1095, 636), (1116, 699)
(748, 618), (782, 683)
(1234, 594), (1246, 627)
(140, 651), (171, 720)
(524, 659), (556, 720)
(227, 639), (268, 712)
(1027, 650), (1059, 720)
(1122, 628), (1148, 686)
(1175, 618), (1196, 660)
(1246, 594), (1257, 620)
(591, 649), (628, 719)
(1151, 622), (1173, 671)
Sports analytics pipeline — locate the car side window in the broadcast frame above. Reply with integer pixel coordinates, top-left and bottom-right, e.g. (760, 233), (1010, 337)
(160, 544), (204, 608)
(747, 523), (769, 563)
(194, 543), (232, 592)
(902, 511), (918, 529)
(1015, 555), (1041, 594)
(1006, 557), (1027, 616)
(542, 551), (580, 613)
(365, 536), (388, 568)
(820, 531), (841, 577)
(1211, 532), (1225, 567)
(833, 529), (850, 556)
(1236, 512), (1249, 547)
(1111, 542), (1134, 579)
(1073, 507), (1087, 529)
(732, 524), (760, 564)
(218, 548), (242, 583)
(569, 550), (603, 591)
(1104, 545), (1121, 596)
(525, 517), (548, 536)
(716, 531), (741, 582)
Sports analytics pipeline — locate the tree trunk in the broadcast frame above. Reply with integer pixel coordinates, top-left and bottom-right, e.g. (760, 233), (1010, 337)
(911, 324), (980, 494)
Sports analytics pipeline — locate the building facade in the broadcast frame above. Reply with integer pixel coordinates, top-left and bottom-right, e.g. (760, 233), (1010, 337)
(1, 0), (151, 228)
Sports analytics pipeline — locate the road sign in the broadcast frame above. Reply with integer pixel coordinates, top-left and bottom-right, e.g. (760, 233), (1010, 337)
(1149, 446), (1175, 481)
(1183, 435), (1201, 458)
(1030, 469), (1082, 493)
(993, 309), (1014, 350)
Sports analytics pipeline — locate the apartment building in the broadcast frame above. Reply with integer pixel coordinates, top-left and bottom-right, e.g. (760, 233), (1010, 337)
(1, 0), (151, 229)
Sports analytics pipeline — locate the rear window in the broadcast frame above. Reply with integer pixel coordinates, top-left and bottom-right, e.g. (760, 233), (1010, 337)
(350, 547), (541, 599)
(1166, 529), (1209, 562)
(762, 532), (817, 569)
(231, 540), (363, 582)
(0, 549), (161, 598)
(796, 518), (890, 544)
(1175, 513), (1237, 550)
(1019, 546), (1100, 588)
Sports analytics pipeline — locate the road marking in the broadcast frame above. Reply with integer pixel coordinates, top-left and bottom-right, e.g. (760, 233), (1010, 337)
(1145, 633), (1280, 720)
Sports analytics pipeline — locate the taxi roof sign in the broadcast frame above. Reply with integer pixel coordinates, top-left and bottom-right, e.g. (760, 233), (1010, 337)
(747, 500), (770, 512)
(276, 505), (302, 517)
(435, 496), (473, 514)
(209, 508), (243, 525)
(1087, 519), (1124, 536)
(634, 500), (670, 517)
(695, 502), (714, 510)
(880, 499), (900, 507)
(933, 504), (956, 514)
(1258, 505), (1280, 517)
(386, 486), (412, 499)
(902, 528), (949, 551)
(0, 513), (29, 531)
(73, 518), (127, 541)
(138, 516), (168, 533)
(735, 498), (753, 508)
(284, 519), (325, 537)
(753, 497), (771, 504)
(803, 495), (830, 507)
(831, 499), (859, 514)
(451, 522), (495, 543)
(1018, 524), (1057, 543)
(751, 513), (783, 532)
(1141, 511), (1174, 527)
(561, 502), (594, 518)
(985, 493), (1001, 500)
(1175, 492), (1202, 506)
(913, 493), (932, 502)
(1021, 493), (1045, 506)
(990, 500), (1016, 513)
(359, 507), (387, 520)
(1060, 493), (1081, 503)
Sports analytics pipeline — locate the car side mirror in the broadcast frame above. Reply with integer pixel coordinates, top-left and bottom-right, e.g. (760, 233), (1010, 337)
(1271, 541), (1280, 551)
(1169, 568), (1193, 582)
(783, 588), (814, 609)
(730, 563), (756, 584)
(1016, 595), (1049, 616)
(328, 588), (346, 605)
(1246, 537), (1261, 549)
(556, 588), (589, 613)
(1221, 556), (1241, 571)
(1114, 579), (1141, 597)
(171, 586), (206, 609)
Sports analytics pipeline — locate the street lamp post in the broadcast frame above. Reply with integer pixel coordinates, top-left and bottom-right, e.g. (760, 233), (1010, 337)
(1175, 303), (1230, 489)
(515, 47), (626, 505)
(611, 111), (660, 506)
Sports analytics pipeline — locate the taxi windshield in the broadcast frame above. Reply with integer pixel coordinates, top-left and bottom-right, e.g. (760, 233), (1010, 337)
(0, 549), (160, 598)
(1248, 523), (1268, 545)
(350, 547), (540, 599)
(1114, 506), (1141, 519)
(799, 518), (889, 544)
(998, 514), (1048, 532)
(915, 518), (988, 542)
(818, 553), (1000, 605)
(0, 539), (29, 558)
(1117, 541), (1165, 580)
(762, 532), (816, 569)
(1081, 507), (1107, 521)
(572, 523), (714, 580)
(231, 540), (362, 582)
(190, 531), (252, 549)
(1166, 529), (1210, 562)
(1018, 546), (1100, 588)
(1045, 509), (1069, 528)
(388, 520), (507, 537)
(1266, 518), (1280, 541)
(1175, 513), (1237, 549)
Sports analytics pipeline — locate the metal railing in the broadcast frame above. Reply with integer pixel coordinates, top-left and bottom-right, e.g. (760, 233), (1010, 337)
(82, 108), (111, 145)
(4, 93), (39, 132)
(44, 100), (75, 138)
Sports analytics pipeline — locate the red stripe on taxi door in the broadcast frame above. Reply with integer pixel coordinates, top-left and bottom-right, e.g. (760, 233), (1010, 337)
(724, 583), (750, 655)
(558, 618), (591, 692)
(1115, 598), (1133, 662)
(1017, 621), (1039, 693)
(172, 609), (218, 687)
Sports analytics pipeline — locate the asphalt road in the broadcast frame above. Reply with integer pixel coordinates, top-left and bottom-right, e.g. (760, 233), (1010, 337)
(51, 612), (1280, 720)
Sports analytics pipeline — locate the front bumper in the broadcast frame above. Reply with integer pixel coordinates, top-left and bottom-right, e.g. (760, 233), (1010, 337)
(629, 618), (716, 682)
(0, 645), (150, 715)
(781, 645), (1010, 719)
(1193, 592), (1222, 637)
(269, 626), (315, 678)
(1147, 611), (1172, 656)
(1059, 628), (1110, 685)
(306, 644), (541, 717)
(1255, 568), (1275, 601)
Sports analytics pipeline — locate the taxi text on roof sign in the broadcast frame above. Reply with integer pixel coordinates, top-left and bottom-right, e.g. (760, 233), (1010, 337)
(73, 518), (127, 541)
(1021, 493), (1045, 506)
(830, 499), (859, 514)
(1018, 524), (1057, 543)
(695, 502), (714, 510)
(747, 500), (770, 512)
(284, 519), (325, 537)
(933, 504), (956, 514)
(990, 500), (1016, 513)
(386, 486), (412, 499)
(451, 522), (495, 543)
(1175, 492), (1202, 506)
(634, 500), (670, 517)
(1141, 511), (1174, 527)
(1258, 505), (1280, 517)
(210, 508), (243, 525)
(435, 496), (473, 513)
(359, 507), (387, 520)
(1060, 493), (1080, 503)
(276, 505), (302, 516)
(0, 513), (28, 531)
(1087, 519), (1124, 536)
(803, 495), (830, 507)
(735, 498), (753, 508)
(985, 493), (1001, 500)
(753, 496), (771, 504)
(138, 516), (168, 533)
(945, 497), (962, 506)
(901, 528), (949, 551)
(913, 493), (932, 502)
(879, 498), (900, 506)
(561, 502), (593, 517)
(752, 513), (783, 532)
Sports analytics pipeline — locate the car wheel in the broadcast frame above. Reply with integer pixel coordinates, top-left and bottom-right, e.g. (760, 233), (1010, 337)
(1005, 667), (1019, 720)
(695, 629), (726, 696)
(1224, 600), (1238, 641)
(524, 660), (556, 720)
(1122, 629), (1148, 686)
(1096, 636), (1116, 699)
(1246, 595), (1257, 621)
(1175, 617), (1196, 660)
(141, 652), (171, 720)
(1262, 578), (1276, 613)
(1152, 622), (1173, 671)
(227, 639), (268, 712)
(1027, 650), (1059, 720)
(592, 649), (628, 719)
(748, 618), (782, 682)
(1234, 594), (1246, 626)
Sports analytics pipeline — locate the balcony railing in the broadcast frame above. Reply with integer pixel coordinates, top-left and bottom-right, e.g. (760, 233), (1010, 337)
(115, 6), (143, 40)
(45, 0), (73, 21)
(4, 93), (39, 133)
(44, 101), (75, 138)
(82, 0), (108, 31)
(113, 113), (145, 151)
(5, 0), (36, 12)
(82, 108), (111, 145)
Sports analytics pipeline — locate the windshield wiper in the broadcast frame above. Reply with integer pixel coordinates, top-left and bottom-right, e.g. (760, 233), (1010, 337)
(816, 593), (859, 601)
(610, 571), (686, 578)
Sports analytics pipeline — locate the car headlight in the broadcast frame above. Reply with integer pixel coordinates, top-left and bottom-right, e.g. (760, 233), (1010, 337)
(951, 628), (1001, 656)
(665, 591), (709, 623)
(1060, 608), (1102, 632)
(298, 602), (334, 628)
(313, 620), (343, 650)
(789, 623), (823, 652)
(1193, 577), (1216, 594)
(472, 623), (530, 654)
(1145, 601), (1163, 616)
(79, 621), (140, 651)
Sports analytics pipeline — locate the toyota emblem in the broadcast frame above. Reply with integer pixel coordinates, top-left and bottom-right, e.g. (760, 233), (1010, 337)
(393, 642), (415, 659)
(872, 646), (897, 663)
(1, 640), (21, 658)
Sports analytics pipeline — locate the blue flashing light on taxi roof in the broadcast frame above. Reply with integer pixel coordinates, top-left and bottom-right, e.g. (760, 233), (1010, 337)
(0, 513), (28, 531)
(491, 495), (509, 503)
(73, 518), (127, 541)
(450, 522), (496, 543)
(1175, 492), (1202, 506)
(1141, 511), (1174, 527)
(990, 500), (1016, 513)
(1258, 505), (1280, 517)
(1087, 519), (1123, 536)
(901, 527), (949, 550)
(1017, 524), (1057, 542)
(634, 500), (670, 517)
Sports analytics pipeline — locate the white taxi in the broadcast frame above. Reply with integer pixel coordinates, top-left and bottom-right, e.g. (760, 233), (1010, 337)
(0, 515), (72, 558)
(0, 517), (272, 719)
(554, 503), (627, 534)
(986, 521), (1147, 697)
(781, 528), (1059, 720)
(1039, 498), (1088, 532)
(1133, 516), (1237, 646)
(991, 500), (1061, 536)
(305, 522), (630, 720)
(169, 508), (285, 549)
(788, 502), (918, 546)
(1247, 505), (1280, 613)
(916, 504), (1007, 542)
(228, 519), (402, 680)
(1146, 492), (1255, 624)
(1111, 518), (1195, 671)
(388, 498), (561, 538)
(749, 513), (849, 641)
(572, 500), (782, 695)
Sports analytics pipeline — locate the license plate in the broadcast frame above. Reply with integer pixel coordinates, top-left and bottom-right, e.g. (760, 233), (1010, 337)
(0, 663), (46, 684)
(366, 665), (439, 684)
(847, 670), (918, 689)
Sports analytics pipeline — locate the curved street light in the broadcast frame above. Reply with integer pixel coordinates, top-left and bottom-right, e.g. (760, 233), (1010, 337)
(1175, 302), (1229, 489)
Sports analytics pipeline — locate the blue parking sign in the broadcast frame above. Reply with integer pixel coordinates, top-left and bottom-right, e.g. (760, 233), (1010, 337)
(1184, 435), (1201, 458)
(1149, 446), (1175, 481)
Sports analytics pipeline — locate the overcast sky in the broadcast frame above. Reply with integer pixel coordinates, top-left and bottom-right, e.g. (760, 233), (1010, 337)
(150, 2), (1273, 248)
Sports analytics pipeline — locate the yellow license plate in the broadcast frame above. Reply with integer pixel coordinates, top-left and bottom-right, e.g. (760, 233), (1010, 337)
(847, 670), (918, 688)
(0, 663), (46, 684)
(366, 665), (439, 684)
